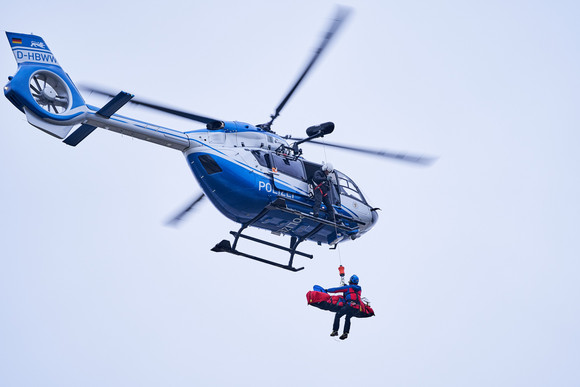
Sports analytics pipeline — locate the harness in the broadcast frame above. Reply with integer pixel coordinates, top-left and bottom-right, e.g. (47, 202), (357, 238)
(313, 181), (328, 197)
(345, 286), (361, 306)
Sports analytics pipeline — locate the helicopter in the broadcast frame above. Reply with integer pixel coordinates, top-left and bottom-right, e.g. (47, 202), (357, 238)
(3, 8), (434, 272)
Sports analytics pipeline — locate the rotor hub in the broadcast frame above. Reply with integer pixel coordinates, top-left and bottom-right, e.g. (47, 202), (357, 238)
(41, 84), (57, 101)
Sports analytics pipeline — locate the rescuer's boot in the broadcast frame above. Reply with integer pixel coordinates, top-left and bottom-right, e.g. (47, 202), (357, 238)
(330, 331), (338, 337)
(340, 333), (348, 340)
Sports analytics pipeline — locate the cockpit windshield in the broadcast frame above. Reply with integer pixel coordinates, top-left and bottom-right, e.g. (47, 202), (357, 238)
(335, 171), (367, 204)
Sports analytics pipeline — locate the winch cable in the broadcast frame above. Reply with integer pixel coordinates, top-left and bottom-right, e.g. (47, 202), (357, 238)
(321, 138), (345, 285)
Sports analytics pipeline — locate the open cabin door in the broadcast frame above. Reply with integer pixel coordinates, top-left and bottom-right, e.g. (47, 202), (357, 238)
(303, 161), (341, 207)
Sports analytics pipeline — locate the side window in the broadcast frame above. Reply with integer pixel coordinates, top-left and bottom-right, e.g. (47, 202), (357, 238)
(198, 154), (223, 175)
(251, 150), (271, 168)
(271, 154), (306, 181)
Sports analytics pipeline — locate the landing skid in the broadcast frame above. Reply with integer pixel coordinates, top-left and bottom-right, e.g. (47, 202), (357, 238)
(211, 235), (310, 272)
(211, 198), (358, 272)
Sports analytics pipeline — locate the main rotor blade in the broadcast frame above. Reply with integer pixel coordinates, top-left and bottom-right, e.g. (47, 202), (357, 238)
(166, 193), (206, 227)
(290, 138), (437, 165)
(264, 6), (352, 129)
(80, 85), (222, 125)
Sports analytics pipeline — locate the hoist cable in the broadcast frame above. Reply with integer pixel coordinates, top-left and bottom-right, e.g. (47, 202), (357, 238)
(320, 137), (345, 283)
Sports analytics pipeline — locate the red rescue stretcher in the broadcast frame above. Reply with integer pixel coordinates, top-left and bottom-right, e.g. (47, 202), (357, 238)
(306, 286), (375, 318)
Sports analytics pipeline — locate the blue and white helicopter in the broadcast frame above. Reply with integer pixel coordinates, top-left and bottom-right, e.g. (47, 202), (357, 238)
(3, 9), (434, 271)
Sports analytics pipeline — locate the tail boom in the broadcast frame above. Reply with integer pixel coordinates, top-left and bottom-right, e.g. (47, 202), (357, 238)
(4, 32), (190, 150)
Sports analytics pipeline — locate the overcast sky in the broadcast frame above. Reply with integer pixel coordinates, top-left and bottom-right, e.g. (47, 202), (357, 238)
(1, 1), (579, 386)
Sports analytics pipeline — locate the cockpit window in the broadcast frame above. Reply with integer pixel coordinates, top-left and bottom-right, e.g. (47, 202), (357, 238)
(336, 171), (366, 203)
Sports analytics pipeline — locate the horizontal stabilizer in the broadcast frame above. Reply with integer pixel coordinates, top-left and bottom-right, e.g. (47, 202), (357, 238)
(63, 123), (97, 146)
(63, 91), (134, 146)
(96, 91), (134, 118)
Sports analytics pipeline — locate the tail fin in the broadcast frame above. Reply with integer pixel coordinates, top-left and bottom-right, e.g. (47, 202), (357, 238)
(4, 32), (86, 138)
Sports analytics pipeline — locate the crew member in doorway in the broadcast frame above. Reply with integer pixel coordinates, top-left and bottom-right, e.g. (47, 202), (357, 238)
(312, 163), (336, 222)
(327, 274), (361, 340)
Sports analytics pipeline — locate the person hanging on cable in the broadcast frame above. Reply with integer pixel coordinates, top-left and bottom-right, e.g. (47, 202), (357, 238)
(326, 273), (362, 340)
(312, 162), (337, 222)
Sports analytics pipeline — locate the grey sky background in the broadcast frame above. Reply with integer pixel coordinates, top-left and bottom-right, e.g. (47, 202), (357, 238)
(1, 1), (579, 386)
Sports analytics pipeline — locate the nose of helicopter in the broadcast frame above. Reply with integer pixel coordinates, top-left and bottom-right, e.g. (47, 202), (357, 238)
(371, 208), (379, 225)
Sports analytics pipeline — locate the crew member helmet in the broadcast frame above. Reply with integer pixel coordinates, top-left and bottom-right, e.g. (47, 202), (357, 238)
(322, 163), (334, 173)
(349, 274), (359, 285)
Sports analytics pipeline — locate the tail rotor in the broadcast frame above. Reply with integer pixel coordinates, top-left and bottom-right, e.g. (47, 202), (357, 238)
(29, 70), (71, 114)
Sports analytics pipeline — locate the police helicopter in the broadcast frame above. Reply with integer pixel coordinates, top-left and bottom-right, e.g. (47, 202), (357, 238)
(3, 8), (434, 272)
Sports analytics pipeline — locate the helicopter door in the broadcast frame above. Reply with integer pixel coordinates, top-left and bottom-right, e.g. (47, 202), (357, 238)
(303, 161), (341, 206)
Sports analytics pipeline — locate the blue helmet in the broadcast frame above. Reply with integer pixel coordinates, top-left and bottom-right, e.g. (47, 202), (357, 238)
(349, 274), (359, 285)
